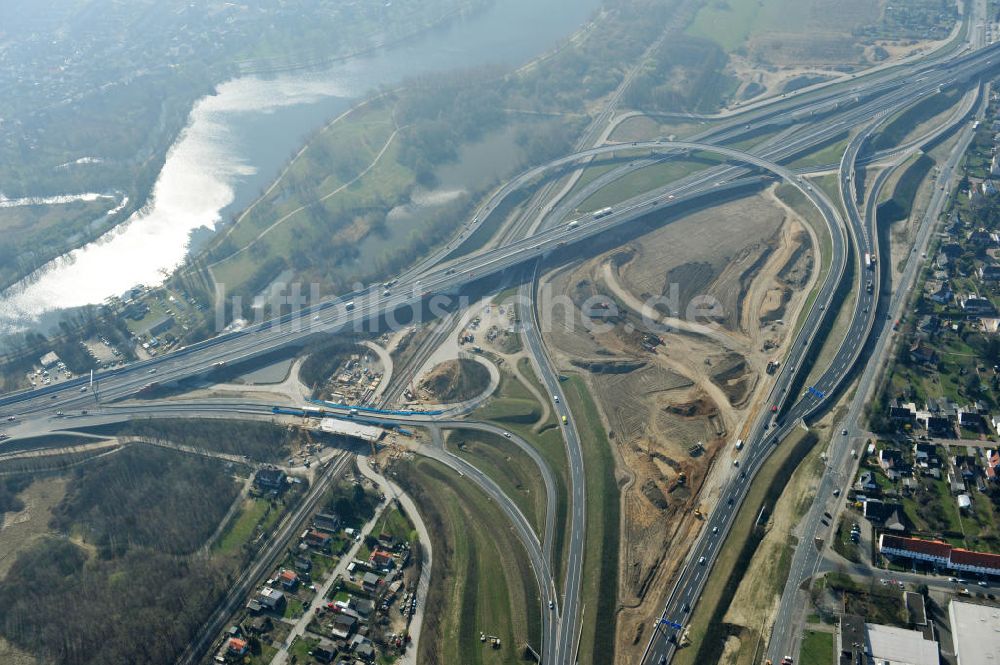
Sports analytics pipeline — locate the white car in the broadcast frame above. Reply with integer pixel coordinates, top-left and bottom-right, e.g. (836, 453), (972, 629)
(698, 556), (706, 565)
(503, 431), (512, 439)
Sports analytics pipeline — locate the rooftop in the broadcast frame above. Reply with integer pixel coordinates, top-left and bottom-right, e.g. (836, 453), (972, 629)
(949, 600), (1000, 665)
(865, 622), (939, 665)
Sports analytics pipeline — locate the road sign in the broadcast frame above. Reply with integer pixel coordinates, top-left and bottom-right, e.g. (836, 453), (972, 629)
(808, 386), (825, 399)
(658, 619), (683, 630)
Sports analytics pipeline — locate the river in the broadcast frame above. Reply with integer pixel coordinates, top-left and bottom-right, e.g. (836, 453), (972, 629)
(0, 0), (600, 334)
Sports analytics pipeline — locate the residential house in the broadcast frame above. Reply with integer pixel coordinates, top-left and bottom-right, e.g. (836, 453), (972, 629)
(952, 454), (979, 482)
(305, 529), (333, 551)
(349, 597), (375, 619)
(857, 470), (879, 493)
(277, 569), (299, 591)
(879, 534), (952, 568)
(913, 442), (936, 463)
(313, 512), (342, 532)
(891, 403), (917, 423)
(256, 587), (286, 613)
(227, 638), (249, 658)
(331, 613), (357, 639)
(361, 572), (381, 593)
(254, 467), (287, 493)
(981, 318), (1000, 333)
(369, 549), (395, 571)
(928, 281), (954, 304)
(294, 557), (313, 573)
(980, 263), (1000, 281)
(958, 408), (987, 433)
(983, 449), (1000, 481)
(970, 229), (995, 246)
(917, 314), (940, 334)
(982, 179), (998, 196)
(863, 499), (908, 532)
(959, 294), (997, 316)
(878, 448), (912, 480)
(942, 242), (964, 258)
(312, 646), (337, 663)
(926, 415), (954, 438)
(957, 493), (973, 511)
(909, 342), (938, 365)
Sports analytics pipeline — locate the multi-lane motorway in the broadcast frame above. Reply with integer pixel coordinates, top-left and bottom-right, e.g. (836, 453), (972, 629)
(2, 15), (1000, 665)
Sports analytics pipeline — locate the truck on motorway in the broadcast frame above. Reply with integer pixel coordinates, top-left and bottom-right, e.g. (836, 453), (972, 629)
(864, 253), (872, 269)
(592, 207), (613, 220)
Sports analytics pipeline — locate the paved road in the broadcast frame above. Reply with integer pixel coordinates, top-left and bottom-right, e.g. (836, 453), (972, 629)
(642, 37), (992, 665)
(765, 80), (990, 665)
(1, 25), (999, 665)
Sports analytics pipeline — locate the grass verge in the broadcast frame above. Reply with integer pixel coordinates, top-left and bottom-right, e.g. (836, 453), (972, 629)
(562, 375), (620, 664)
(393, 457), (541, 664)
(447, 427), (548, 540)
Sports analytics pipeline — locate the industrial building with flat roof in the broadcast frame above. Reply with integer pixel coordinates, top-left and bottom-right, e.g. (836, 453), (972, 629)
(864, 623), (939, 665)
(949, 600), (1000, 665)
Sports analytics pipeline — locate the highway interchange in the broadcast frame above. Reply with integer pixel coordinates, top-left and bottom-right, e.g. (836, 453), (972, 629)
(3, 10), (1000, 664)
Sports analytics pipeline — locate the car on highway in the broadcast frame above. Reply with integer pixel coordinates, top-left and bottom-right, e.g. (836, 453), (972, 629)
(833, 488), (841, 496)
(842, 429), (848, 435)
(553, 395), (559, 403)
(771, 405), (778, 412)
(561, 415), (567, 425)
(712, 526), (719, 534)
(503, 431), (512, 439)
(548, 600), (555, 609)
(698, 556), (706, 565)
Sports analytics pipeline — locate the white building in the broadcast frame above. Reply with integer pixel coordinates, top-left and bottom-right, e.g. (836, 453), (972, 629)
(865, 623), (939, 665)
(949, 600), (1000, 665)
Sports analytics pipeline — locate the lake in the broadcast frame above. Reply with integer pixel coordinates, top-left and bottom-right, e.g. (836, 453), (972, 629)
(0, 0), (600, 334)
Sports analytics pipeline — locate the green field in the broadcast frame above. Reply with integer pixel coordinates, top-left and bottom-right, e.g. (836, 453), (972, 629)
(562, 375), (620, 664)
(448, 428), (548, 539)
(374, 505), (418, 544)
(687, 0), (820, 52)
(572, 156), (720, 213)
(393, 457), (541, 664)
(800, 630), (834, 665)
(788, 134), (851, 170)
(214, 497), (280, 556)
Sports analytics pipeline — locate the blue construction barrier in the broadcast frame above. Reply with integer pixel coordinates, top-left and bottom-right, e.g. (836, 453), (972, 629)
(306, 398), (443, 417)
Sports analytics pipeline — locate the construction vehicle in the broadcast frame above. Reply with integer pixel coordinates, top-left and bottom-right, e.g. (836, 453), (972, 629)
(765, 359), (780, 375)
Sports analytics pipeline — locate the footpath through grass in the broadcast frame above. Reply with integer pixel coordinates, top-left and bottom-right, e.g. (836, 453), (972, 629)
(562, 375), (620, 664)
(674, 427), (820, 665)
